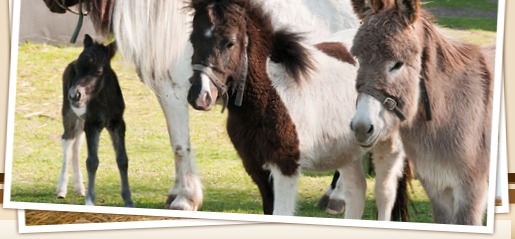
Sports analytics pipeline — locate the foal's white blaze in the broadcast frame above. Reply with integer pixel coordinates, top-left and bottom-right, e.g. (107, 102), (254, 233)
(195, 72), (216, 109)
(71, 105), (87, 117)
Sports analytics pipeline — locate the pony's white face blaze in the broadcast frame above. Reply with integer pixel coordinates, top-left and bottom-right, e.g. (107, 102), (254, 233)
(195, 72), (218, 110)
(351, 94), (396, 148)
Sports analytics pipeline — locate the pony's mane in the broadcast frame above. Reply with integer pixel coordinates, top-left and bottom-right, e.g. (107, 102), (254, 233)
(88, 0), (116, 36)
(190, 0), (314, 81)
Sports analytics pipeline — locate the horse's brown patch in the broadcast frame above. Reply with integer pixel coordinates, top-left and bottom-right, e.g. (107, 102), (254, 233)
(315, 42), (356, 66)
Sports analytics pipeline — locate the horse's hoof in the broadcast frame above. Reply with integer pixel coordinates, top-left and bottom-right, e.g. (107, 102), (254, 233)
(315, 194), (330, 209)
(125, 201), (135, 208)
(326, 199), (345, 215)
(164, 194), (177, 209)
(167, 195), (201, 211)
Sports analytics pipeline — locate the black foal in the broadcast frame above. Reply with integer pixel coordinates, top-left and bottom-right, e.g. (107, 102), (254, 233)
(57, 34), (134, 207)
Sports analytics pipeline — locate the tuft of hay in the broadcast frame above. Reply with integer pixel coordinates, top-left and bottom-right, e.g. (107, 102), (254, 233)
(25, 210), (184, 226)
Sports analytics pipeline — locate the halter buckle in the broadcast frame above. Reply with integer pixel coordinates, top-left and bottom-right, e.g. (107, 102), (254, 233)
(383, 98), (397, 111)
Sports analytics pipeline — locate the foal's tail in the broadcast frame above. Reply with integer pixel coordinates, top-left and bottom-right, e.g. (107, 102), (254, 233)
(391, 157), (413, 222)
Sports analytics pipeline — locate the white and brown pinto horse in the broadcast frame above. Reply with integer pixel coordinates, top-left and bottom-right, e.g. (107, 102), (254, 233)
(349, 0), (495, 225)
(42, 0), (365, 212)
(187, 0), (407, 219)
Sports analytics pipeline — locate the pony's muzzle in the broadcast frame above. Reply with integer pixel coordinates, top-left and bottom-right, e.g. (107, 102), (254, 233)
(187, 73), (218, 111)
(68, 87), (85, 107)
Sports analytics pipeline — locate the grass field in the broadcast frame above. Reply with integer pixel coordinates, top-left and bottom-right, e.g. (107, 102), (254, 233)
(12, 1), (499, 224)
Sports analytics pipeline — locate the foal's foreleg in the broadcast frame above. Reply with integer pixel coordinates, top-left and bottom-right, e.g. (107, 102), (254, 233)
(84, 124), (102, 206)
(108, 120), (135, 207)
(154, 80), (202, 211)
(453, 177), (488, 225)
(57, 117), (84, 198)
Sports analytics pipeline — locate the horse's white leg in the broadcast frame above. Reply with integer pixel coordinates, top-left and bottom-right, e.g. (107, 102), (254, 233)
(154, 76), (203, 211)
(270, 165), (299, 216)
(371, 135), (405, 221)
(71, 131), (86, 196)
(332, 158), (366, 219)
(56, 138), (74, 198)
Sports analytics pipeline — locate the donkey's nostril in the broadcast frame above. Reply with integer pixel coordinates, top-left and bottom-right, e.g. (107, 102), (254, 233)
(367, 125), (374, 134)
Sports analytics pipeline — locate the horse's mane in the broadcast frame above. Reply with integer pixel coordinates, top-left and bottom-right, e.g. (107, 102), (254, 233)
(190, 0), (314, 81)
(88, 0), (116, 36)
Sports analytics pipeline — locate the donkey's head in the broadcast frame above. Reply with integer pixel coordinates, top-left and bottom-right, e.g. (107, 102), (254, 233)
(187, 0), (250, 111)
(349, 0), (424, 148)
(69, 34), (116, 109)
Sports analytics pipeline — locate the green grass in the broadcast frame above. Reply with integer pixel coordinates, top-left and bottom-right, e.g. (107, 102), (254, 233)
(11, 23), (496, 224)
(436, 17), (498, 32)
(424, 0), (498, 11)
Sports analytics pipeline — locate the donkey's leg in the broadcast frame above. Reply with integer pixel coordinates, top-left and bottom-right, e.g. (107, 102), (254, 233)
(108, 120), (135, 207)
(371, 136), (405, 221)
(84, 124), (102, 206)
(154, 79), (202, 211)
(332, 158), (366, 219)
(270, 165), (299, 216)
(420, 178), (453, 224)
(453, 178), (488, 225)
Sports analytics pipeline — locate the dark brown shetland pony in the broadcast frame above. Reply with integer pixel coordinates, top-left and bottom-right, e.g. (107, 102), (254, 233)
(187, 0), (410, 219)
(349, 0), (496, 225)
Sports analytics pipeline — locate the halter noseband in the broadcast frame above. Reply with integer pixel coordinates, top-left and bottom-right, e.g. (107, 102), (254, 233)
(191, 36), (249, 113)
(359, 73), (432, 122)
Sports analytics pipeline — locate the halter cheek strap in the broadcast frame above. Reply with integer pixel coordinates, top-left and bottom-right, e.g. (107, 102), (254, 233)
(359, 86), (407, 121)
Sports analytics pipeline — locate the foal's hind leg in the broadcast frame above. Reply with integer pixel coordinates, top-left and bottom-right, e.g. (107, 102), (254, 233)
(84, 123), (102, 206)
(108, 120), (135, 207)
(370, 135), (405, 221)
(154, 79), (202, 211)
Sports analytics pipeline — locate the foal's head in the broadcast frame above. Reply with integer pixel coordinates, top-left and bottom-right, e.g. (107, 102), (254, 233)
(187, 0), (250, 111)
(68, 34), (116, 109)
(349, 0), (424, 148)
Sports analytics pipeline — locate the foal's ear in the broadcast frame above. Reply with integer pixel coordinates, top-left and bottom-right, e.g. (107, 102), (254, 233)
(395, 0), (420, 25)
(84, 34), (94, 48)
(106, 41), (117, 59)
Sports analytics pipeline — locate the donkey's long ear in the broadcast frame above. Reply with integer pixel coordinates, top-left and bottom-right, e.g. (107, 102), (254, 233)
(351, 0), (396, 19)
(84, 34), (94, 48)
(106, 41), (117, 59)
(395, 0), (420, 26)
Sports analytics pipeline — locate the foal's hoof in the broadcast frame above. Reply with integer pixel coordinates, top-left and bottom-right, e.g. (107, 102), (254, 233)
(56, 191), (67, 199)
(315, 194), (330, 209)
(326, 199), (345, 215)
(125, 201), (135, 208)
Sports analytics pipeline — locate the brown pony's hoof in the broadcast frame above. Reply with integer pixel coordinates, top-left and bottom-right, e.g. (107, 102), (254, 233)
(315, 194), (330, 209)
(326, 199), (345, 215)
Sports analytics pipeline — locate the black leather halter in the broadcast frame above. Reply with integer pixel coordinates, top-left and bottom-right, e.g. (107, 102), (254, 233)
(191, 36), (249, 113)
(359, 72), (432, 122)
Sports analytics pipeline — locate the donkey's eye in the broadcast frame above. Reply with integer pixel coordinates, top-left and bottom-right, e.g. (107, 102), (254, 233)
(390, 62), (404, 72)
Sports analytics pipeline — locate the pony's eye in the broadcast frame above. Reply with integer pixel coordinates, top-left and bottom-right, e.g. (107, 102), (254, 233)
(390, 61), (404, 72)
(226, 42), (235, 49)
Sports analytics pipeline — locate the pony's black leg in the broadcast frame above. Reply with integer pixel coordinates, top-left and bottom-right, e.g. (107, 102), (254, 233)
(108, 119), (134, 207)
(84, 123), (102, 206)
(316, 171), (339, 209)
